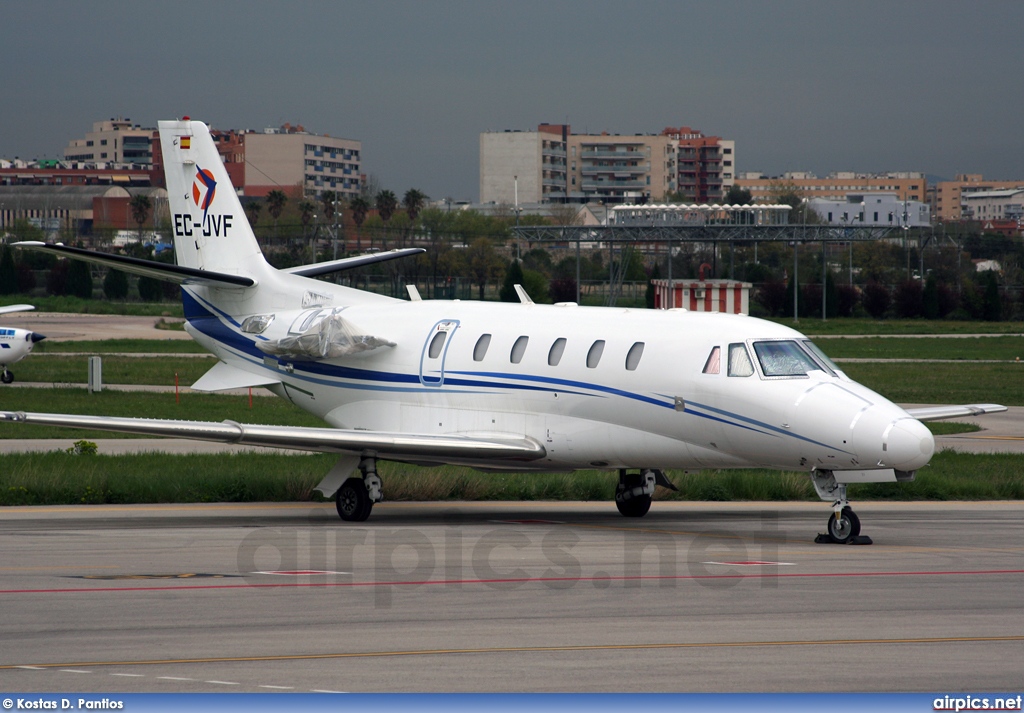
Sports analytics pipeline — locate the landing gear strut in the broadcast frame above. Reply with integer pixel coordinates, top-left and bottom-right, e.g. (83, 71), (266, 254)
(1, 369), (13, 384)
(615, 469), (676, 518)
(335, 456), (384, 522)
(810, 470), (866, 544)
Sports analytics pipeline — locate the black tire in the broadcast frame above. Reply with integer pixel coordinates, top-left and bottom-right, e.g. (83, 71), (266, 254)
(1, 371), (13, 384)
(616, 493), (652, 518)
(336, 479), (373, 522)
(827, 507), (860, 544)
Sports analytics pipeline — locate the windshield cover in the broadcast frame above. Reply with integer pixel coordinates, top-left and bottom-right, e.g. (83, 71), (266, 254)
(753, 340), (823, 377)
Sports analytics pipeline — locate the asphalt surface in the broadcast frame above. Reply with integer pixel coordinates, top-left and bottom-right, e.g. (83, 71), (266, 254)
(0, 501), (1021, 693)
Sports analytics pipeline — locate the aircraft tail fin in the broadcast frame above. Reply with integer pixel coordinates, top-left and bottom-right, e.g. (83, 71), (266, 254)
(158, 118), (268, 277)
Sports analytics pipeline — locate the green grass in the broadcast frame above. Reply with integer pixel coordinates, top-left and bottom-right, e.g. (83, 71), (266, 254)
(815, 336), (1024, 361)
(1, 450), (1021, 506)
(841, 362), (1024, 406)
(0, 296), (183, 317)
(0, 388), (322, 439)
(33, 339), (205, 354)
(925, 421), (981, 436)
(13, 356), (212, 386)
(771, 318), (1024, 336)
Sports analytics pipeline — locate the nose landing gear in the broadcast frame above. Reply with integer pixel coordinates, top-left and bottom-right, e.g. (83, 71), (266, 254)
(810, 470), (871, 545)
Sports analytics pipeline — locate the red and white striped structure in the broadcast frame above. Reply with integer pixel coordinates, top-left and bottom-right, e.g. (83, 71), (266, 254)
(651, 279), (751, 314)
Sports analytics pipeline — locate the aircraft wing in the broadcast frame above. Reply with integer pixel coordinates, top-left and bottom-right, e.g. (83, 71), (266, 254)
(904, 404), (1008, 421)
(13, 242), (255, 288)
(0, 304), (35, 316)
(283, 248), (425, 278)
(0, 410), (546, 463)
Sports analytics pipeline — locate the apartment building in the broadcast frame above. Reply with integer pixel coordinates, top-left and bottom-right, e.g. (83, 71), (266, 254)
(241, 125), (362, 199)
(479, 124), (568, 204)
(929, 174), (1024, 221)
(735, 172), (926, 204)
(63, 118), (155, 165)
(480, 123), (732, 205)
(961, 189), (1024, 223)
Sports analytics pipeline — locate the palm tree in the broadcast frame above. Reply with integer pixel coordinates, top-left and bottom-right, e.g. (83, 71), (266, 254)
(376, 190), (398, 249)
(403, 189), (427, 222)
(298, 200), (317, 262)
(129, 193), (152, 243)
(245, 200), (262, 228)
(265, 190), (287, 244)
(348, 196), (370, 250)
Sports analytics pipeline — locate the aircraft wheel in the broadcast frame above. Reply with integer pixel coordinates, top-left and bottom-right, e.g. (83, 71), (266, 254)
(827, 507), (860, 544)
(1, 371), (13, 384)
(616, 493), (652, 518)
(336, 479), (373, 522)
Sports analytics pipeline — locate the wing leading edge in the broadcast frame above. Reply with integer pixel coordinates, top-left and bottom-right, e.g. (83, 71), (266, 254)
(904, 404), (1008, 421)
(0, 411), (546, 463)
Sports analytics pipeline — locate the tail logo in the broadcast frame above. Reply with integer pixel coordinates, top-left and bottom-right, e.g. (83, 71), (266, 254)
(192, 167), (217, 223)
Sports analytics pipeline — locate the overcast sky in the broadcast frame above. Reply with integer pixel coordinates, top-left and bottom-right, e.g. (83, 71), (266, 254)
(3, 1), (1022, 201)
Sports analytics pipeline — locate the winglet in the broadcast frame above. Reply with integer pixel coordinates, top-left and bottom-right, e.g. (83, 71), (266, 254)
(514, 284), (534, 304)
(406, 285), (422, 301)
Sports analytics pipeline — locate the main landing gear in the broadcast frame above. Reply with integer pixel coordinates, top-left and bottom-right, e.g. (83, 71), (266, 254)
(615, 468), (677, 518)
(810, 470), (868, 545)
(335, 456), (384, 522)
(1, 369), (13, 384)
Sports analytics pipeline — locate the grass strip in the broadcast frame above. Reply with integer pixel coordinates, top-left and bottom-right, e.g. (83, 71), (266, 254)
(815, 336), (1024, 361)
(1, 450), (1020, 506)
(33, 339), (203, 354)
(772, 318), (1024, 336)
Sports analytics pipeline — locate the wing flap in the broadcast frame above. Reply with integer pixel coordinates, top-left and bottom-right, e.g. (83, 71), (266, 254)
(0, 411), (546, 462)
(191, 361), (282, 392)
(905, 404), (1008, 421)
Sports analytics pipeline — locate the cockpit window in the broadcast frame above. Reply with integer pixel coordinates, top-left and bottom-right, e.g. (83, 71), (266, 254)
(753, 340), (822, 377)
(802, 340), (840, 376)
(727, 343), (754, 377)
(702, 346), (721, 374)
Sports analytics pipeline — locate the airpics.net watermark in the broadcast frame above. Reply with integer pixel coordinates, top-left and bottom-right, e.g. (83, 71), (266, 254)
(235, 509), (786, 607)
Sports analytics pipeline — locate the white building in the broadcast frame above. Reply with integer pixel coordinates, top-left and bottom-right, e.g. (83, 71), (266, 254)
(809, 193), (930, 227)
(63, 118), (155, 165)
(961, 189), (1024, 222)
(479, 125), (568, 204)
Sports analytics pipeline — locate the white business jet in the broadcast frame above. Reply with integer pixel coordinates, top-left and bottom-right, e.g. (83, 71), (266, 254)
(1, 119), (1005, 542)
(0, 304), (45, 383)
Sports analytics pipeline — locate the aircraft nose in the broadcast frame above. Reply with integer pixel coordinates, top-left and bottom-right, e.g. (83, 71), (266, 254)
(885, 418), (934, 471)
(30, 332), (46, 343)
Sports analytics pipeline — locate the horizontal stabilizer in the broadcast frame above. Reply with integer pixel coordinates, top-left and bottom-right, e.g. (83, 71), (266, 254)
(191, 361), (282, 392)
(284, 248), (425, 278)
(13, 242), (255, 288)
(905, 403), (1008, 421)
(0, 410), (547, 463)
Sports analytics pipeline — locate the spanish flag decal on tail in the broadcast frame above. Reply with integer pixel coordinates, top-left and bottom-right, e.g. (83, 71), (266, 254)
(180, 136), (191, 150)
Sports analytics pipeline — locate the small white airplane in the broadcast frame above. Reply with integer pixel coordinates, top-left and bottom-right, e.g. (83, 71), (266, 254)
(0, 304), (46, 384)
(1, 119), (1006, 542)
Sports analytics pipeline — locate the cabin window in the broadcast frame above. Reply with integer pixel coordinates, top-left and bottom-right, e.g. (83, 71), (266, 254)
(727, 343), (754, 377)
(702, 346), (721, 374)
(753, 340), (821, 377)
(548, 337), (567, 366)
(427, 331), (447, 359)
(586, 340), (605, 369)
(625, 342), (645, 371)
(510, 335), (529, 364)
(473, 334), (491, 362)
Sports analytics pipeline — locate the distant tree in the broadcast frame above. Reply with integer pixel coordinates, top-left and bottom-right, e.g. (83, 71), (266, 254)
(922, 275), (940, 319)
(245, 199), (262, 228)
(724, 185), (752, 205)
(138, 275), (163, 301)
(266, 190), (288, 240)
(348, 196), (370, 250)
(550, 277), (578, 304)
(500, 259), (525, 302)
(982, 270), (1002, 321)
(757, 279), (788, 317)
(129, 193), (152, 242)
(298, 200), (317, 262)
(376, 190), (398, 223)
(0, 246), (18, 295)
(894, 279), (923, 318)
(320, 191), (337, 223)
(645, 262), (661, 309)
(102, 268), (129, 300)
(65, 259), (93, 299)
(46, 260), (69, 296)
(403, 189), (428, 223)
(465, 237), (503, 300)
(863, 282), (891, 319)
(836, 285), (859, 318)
